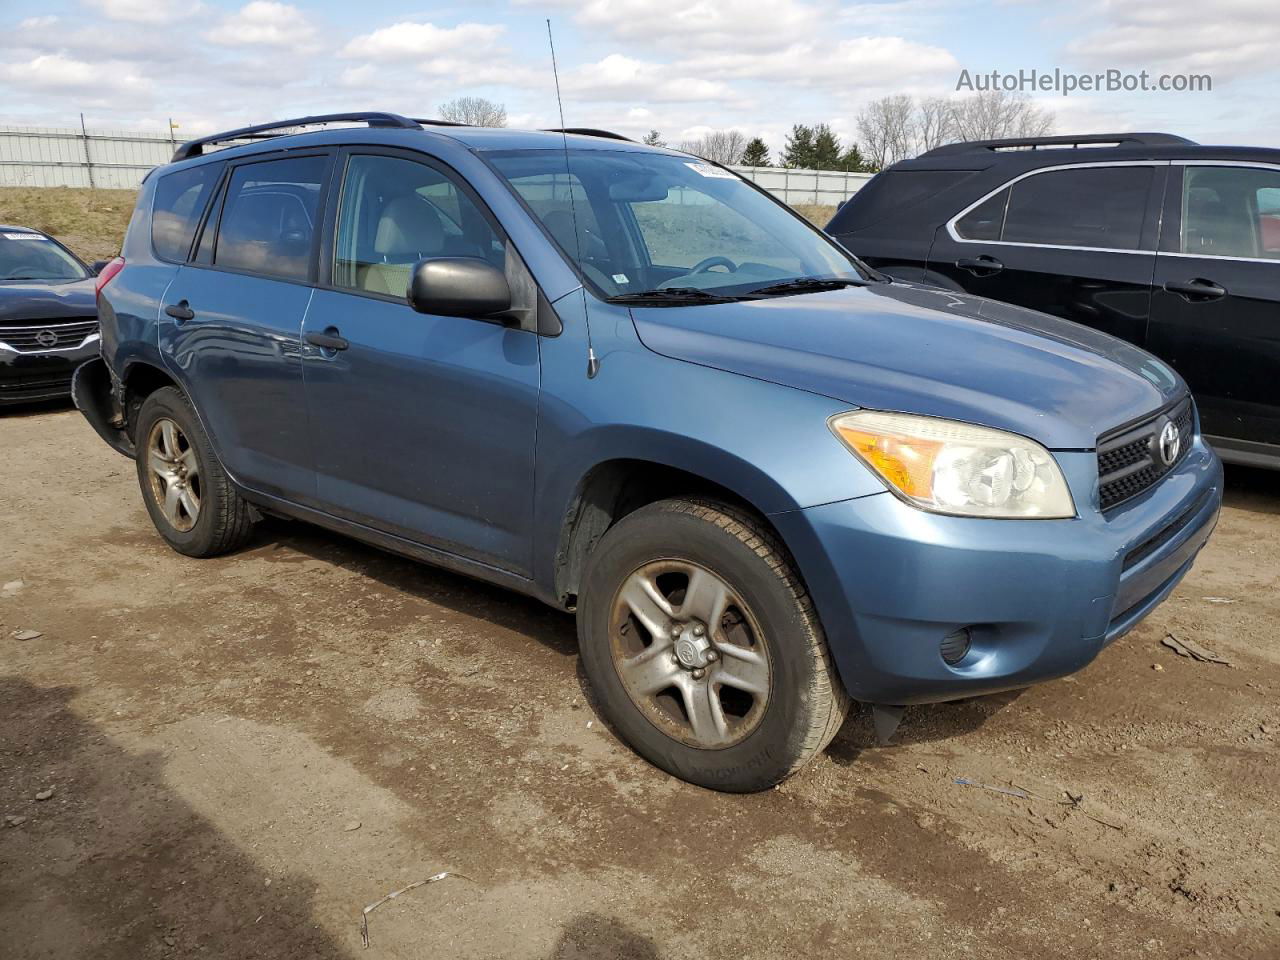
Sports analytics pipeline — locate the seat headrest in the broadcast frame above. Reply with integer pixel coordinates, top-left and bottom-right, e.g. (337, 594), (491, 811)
(374, 196), (444, 258)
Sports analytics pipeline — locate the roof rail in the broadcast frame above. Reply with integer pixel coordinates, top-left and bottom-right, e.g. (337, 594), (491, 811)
(920, 132), (1196, 158)
(171, 112), (422, 162)
(543, 127), (634, 143)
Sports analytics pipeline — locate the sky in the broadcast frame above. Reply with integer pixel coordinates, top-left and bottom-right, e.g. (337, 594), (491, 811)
(1, 0), (1277, 155)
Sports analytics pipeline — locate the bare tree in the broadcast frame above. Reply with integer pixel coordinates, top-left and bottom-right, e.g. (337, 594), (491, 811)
(438, 96), (507, 127)
(678, 129), (748, 165)
(914, 96), (956, 154)
(855, 95), (916, 170)
(949, 91), (1053, 142)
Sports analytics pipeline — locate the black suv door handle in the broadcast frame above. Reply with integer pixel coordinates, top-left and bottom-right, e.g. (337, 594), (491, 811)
(1163, 278), (1227, 303)
(956, 256), (1004, 276)
(305, 328), (349, 351)
(164, 300), (195, 322)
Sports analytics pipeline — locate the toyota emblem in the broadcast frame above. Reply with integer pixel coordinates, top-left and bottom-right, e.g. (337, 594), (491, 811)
(1157, 420), (1181, 466)
(34, 329), (58, 348)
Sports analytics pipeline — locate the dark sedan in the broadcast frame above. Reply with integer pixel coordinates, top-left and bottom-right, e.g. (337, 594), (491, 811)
(0, 226), (101, 405)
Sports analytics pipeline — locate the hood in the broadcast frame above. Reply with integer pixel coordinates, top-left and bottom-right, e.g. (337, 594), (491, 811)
(630, 281), (1184, 450)
(0, 278), (97, 324)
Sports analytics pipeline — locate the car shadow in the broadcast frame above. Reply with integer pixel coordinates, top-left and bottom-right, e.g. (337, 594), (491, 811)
(0, 676), (347, 959)
(1222, 462), (1278, 516)
(254, 517), (580, 659)
(0, 396), (76, 418)
(547, 913), (662, 960)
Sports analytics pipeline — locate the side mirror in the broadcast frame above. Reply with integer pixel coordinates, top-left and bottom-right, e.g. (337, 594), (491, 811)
(91, 260), (109, 275)
(408, 257), (511, 319)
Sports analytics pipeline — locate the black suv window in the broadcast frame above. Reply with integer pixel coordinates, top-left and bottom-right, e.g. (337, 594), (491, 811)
(957, 166), (1153, 250)
(152, 162), (223, 262)
(1181, 165), (1280, 260)
(214, 156), (327, 282)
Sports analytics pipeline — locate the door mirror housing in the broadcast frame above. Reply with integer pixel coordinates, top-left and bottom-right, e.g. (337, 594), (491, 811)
(91, 260), (110, 275)
(408, 257), (512, 319)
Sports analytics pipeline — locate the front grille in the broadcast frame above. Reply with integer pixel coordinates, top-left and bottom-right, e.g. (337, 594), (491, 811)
(0, 319), (98, 353)
(1122, 490), (1212, 571)
(1097, 397), (1194, 511)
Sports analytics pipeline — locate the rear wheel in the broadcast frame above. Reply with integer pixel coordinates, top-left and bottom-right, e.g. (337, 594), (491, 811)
(134, 387), (256, 557)
(578, 499), (849, 792)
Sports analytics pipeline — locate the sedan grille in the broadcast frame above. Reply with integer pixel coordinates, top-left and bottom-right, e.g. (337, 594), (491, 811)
(1097, 397), (1194, 511)
(0, 318), (98, 353)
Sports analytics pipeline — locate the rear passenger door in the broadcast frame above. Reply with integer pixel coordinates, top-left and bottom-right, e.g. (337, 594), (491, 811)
(160, 152), (332, 505)
(928, 163), (1164, 346)
(300, 148), (540, 576)
(1150, 163), (1280, 451)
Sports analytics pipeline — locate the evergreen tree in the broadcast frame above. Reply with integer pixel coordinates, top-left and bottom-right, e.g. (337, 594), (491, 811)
(839, 143), (871, 172)
(740, 137), (770, 167)
(781, 124), (815, 168)
(642, 129), (665, 147)
(810, 124), (843, 170)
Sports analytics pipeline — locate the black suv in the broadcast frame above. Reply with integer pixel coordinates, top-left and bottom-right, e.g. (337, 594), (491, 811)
(827, 133), (1280, 469)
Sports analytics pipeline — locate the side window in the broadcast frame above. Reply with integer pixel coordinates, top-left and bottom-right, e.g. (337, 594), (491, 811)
(955, 187), (1009, 241)
(1182, 166), (1280, 260)
(214, 156), (327, 281)
(498, 171), (604, 261)
(151, 162), (223, 262)
(1001, 166), (1152, 250)
(333, 154), (504, 298)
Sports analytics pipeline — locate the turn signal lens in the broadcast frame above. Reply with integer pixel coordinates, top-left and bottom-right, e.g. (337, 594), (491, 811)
(830, 410), (1076, 519)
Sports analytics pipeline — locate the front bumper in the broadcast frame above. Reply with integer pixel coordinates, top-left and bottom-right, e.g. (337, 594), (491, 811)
(774, 437), (1222, 704)
(0, 337), (100, 405)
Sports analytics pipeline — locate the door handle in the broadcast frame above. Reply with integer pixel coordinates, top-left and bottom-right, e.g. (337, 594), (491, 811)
(305, 328), (349, 351)
(164, 300), (195, 322)
(1163, 278), (1226, 303)
(956, 256), (1004, 276)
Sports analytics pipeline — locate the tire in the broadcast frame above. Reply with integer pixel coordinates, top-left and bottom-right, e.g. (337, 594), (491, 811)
(577, 498), (850, 792)
(133, 386), (256, 557)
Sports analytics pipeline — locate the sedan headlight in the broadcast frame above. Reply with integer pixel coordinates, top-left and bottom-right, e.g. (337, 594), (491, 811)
(829, 410), (1075, 519)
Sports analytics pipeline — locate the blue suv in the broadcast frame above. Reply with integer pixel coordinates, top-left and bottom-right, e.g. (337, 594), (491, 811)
(76, 113), (1223, 792)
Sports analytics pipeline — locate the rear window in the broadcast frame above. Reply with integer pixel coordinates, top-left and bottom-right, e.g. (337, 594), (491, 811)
(955, 165), (1153, 250)
(213, 155), (327, 282)
(151, 163), (223, 262)
(829, 170), (975, 233)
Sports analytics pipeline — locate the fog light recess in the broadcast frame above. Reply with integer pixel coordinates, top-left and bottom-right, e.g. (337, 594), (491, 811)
(940, 628), (972, 665)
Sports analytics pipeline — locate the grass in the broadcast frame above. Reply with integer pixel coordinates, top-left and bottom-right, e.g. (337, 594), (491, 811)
(0, 186), (838, 268)
(0, 187), (136, 264)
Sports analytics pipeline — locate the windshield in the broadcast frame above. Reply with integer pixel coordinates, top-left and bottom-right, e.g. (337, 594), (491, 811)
(0, 231), (88, 282)
(487, 149), (868, 300)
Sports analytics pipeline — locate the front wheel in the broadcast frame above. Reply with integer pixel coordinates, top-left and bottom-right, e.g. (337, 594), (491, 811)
(578, 499), (849, 792)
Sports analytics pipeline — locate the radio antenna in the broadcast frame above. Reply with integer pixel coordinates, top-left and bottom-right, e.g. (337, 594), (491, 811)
(546, 18), (599, 378)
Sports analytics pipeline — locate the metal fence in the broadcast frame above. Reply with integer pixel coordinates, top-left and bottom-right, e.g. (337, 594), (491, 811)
(0, 125), (873, 205)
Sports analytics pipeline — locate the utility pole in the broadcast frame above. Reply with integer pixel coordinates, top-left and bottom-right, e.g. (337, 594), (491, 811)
(79, 113), (96, 190)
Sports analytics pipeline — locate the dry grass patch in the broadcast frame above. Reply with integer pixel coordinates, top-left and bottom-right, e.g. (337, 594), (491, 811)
(0, 186), (136, 264)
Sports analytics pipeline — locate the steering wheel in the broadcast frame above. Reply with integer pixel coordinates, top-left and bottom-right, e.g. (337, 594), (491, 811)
(690, 256), (738, 274)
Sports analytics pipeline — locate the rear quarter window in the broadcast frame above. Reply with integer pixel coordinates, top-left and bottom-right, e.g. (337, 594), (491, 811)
(151, 163), (224, 262)
(829, 169), (976, 233)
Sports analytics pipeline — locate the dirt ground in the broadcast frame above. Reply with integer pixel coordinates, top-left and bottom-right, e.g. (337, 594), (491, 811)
(1, 402), (1277, 960)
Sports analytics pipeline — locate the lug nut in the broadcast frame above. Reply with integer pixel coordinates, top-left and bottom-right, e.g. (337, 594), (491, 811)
(706, 649), (718, 662)
(670, 624), (682, 638)
(691, 668), (706, 680)
(692, 624), (705, 637)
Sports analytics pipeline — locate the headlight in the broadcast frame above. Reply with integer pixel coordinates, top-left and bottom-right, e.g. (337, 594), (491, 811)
(829, 410), (1075, 519)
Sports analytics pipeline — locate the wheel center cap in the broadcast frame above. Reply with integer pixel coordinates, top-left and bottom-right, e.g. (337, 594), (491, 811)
(674, 624), (713, 669)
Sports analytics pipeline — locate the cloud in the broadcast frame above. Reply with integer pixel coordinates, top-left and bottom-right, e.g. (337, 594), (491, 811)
(340, 22), (505, 61)
(206, 2), (318, 49)
(0, 53), (153, 100)
(689, 36), (959, 91)
(1065, 0), (1280, 79)
(83, 0), (201, 24)
(563, 53), (737, 103)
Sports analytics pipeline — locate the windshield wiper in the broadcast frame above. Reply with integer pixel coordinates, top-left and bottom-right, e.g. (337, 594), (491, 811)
(606, 287), (738, 305)
(743, 276), (872, 297)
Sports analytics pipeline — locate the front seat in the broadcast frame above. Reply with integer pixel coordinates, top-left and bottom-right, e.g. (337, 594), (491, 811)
(360, 195), (446, 297)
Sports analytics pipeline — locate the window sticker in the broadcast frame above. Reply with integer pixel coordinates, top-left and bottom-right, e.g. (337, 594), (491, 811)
(2, 232), (46, 241)
(612, 273), (630, 284)
(684, 162), (738, 180)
